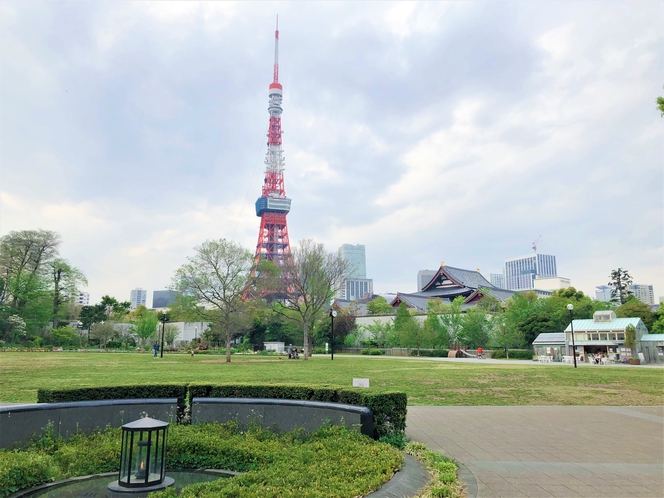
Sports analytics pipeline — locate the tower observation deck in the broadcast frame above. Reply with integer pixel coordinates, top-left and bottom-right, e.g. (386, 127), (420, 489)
(254, 19), (291, 267)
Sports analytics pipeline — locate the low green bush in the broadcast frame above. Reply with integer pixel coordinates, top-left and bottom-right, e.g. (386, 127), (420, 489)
(361, 349), (385, 355)
(1, 424), (403, 498)
(0, 452), (59, 497)
(491, 349), (533, 360)
(405, 442), (463, 498)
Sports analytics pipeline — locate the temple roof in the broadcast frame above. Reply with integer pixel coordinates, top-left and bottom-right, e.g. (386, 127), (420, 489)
(422, 265), (496, 292)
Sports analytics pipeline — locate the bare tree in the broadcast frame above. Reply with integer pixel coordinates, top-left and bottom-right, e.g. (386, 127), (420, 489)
(275, 239), (347, 360)
(172, 239), (254, 363)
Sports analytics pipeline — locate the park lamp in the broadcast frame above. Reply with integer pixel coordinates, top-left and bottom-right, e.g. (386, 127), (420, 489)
(329, 309), (337, 361)
(567, 304), (577, 368)
(107, 417), (174, 494)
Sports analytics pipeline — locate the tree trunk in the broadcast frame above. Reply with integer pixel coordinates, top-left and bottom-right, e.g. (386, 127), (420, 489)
(225, 329), (232, 363)
(52, 268), (62, 329)
(303, 320), (309, 360)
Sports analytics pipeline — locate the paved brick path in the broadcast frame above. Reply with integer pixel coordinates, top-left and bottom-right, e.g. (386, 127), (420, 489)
(407, 406), (664, 497)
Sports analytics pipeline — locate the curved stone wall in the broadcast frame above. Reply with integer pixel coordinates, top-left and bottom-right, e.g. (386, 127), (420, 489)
(0, 397), (374, 450)
(0, 398), (178, 449)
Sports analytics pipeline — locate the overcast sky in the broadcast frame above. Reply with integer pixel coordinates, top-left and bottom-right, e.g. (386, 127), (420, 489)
(1, 1), (662, 307)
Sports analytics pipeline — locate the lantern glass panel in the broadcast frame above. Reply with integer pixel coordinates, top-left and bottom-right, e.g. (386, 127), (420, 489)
(117, 418), (169, 488)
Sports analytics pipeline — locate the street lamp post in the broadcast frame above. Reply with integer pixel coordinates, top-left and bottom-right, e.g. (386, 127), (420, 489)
(329, 309), (337, 360)
(567, 303), (577, 368)
(159, 311), (168, 359)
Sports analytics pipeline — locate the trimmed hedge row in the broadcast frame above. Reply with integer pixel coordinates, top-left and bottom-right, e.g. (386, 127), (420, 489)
(491, 349), (534, 360)
(36, 383), (407, 440)
(410, 349), (450, 357)
(37, 384), (188, 420)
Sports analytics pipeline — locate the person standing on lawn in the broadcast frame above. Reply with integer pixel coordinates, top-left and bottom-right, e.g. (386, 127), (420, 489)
(153, 342), (159, 358)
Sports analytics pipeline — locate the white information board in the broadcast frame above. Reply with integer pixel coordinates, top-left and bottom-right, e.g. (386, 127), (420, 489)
(352, 378), (370, 388)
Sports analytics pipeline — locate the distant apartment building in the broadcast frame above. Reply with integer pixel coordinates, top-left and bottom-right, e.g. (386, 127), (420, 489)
(417, 270), (438, 291)
(73, 292), (90, 306)
(489, 273), (505, 289)
(504, 254), (557, 291)
(629, 284), (655, 305)
(337, 244), (373, 300)
(130, 288), (147, 309)
(153, 290), (178, 308)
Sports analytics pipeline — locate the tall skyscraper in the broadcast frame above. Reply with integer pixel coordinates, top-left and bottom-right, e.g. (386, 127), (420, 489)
(130, 288), (147, 309)
(337, 244), (372, 300)
(504, 254), (557, 291)
(339, 244), (367, 279)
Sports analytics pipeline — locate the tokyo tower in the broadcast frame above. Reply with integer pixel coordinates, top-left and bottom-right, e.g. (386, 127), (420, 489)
(254, 19), (291, 267)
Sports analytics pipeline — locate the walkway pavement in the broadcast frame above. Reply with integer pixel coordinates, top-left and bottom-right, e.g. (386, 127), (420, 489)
(407, 406), (664, 497)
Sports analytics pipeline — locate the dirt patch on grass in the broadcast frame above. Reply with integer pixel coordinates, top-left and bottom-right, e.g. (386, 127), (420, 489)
(472, 374), (545, 383)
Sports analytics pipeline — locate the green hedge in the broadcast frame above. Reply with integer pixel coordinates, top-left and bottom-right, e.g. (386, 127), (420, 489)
(410, 349), (450, 357)
(188, 383), (406, 439)
(35, 383), (407, 440)
(37, 384), (188, 421)
(490, 349), (534, 360)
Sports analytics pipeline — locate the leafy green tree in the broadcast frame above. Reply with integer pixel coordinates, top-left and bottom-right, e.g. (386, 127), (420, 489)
(51, 326), (80, 347)
(90, 321), (115, 348)
(3, 314), (27, 344)
(616, 297), (655, 330)
(423, 302), (448, 348)
(520, 311), (557, 346)
(79, 304), (106, 332)
(49, 258), (87, 328)
(658, 88), (664, 117)
(459, 307), (493, 349)
(491, 315), (524, 355)
(0, 230), (61, 332)
(438, 296), (465, 346)
(133, 311), (159, 345)
(366, 296), (394, 315)
(361, 320), (394, 349)
(99, 296), (131, 321)
(650, 306), (664, 334)
(273, 239), (347, 359)
(624, 324), (637, 351)
(172, 238), (254, 363)
(164, 324), (180, 346)
(608, 268), (633, 305)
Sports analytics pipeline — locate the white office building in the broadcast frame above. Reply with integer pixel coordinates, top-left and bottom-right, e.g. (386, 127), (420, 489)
(489, 273), (506, 289)
(339, 278), (374, 301)
(629, 284), (655, 305)
(417, 270), (438, 291)
(504, 254), (557, 291)
(534, 277), (571, 291)
(130, 288), (147, 309)
(73, 292), (90, 306)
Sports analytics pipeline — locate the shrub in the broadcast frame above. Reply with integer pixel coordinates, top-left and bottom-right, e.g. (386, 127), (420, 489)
(106, 340), (123, 349)
(411, 349), (449, 357)
(313, 347), (326, 354)
(361, 348), (385, 355)
(0, 452), (59, 498)
(1, 424), (403, 498)
(491, 349), (533, 360)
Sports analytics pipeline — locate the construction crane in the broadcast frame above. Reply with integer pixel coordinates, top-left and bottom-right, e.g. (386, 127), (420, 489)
(532, 235), (541, 253)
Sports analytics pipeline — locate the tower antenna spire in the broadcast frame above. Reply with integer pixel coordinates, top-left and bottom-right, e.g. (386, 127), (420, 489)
(273, 15), (279, 83)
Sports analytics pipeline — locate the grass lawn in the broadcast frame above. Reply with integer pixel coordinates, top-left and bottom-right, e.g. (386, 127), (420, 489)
(1, 352), (662, 406)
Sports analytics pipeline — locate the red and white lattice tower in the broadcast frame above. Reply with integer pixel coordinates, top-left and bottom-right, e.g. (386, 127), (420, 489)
(254, 18), (291, 267)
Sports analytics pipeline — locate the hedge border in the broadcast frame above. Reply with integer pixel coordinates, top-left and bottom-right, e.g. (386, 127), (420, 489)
(36, 383), (407, 440)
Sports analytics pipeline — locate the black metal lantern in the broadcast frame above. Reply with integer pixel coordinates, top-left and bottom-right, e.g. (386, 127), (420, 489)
(108, 417), (174, 495)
